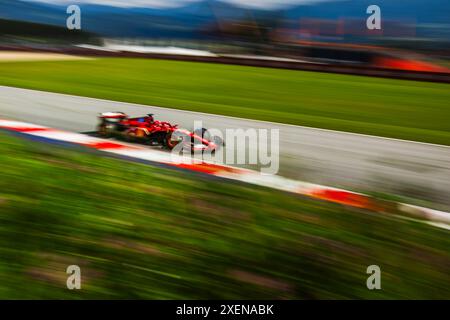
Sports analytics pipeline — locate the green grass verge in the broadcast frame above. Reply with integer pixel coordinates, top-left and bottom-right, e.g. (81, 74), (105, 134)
(0, 131), (449, 299)
(0, 58), (449, 145)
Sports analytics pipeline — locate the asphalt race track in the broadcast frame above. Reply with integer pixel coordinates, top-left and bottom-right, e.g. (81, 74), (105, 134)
(1, 85), (449, 208)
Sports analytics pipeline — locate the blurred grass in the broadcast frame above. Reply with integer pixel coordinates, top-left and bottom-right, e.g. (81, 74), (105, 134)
(0, 131), (449, 299)
(0, 58), (449, 145)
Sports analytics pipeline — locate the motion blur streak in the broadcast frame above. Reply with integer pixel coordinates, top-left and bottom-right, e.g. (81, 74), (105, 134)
(0, 0), (449, 301)
(1, 127), (449, 299)
(1, 86), (449, 209)
(1, 117), (449, 230)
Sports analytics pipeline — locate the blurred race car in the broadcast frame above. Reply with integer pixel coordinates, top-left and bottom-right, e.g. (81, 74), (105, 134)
(97, 112), (223, 153)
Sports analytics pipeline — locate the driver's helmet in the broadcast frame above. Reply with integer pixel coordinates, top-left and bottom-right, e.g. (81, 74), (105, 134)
(146, 113), (154, 123)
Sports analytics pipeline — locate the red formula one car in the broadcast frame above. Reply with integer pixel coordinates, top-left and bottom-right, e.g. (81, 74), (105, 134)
(97, 112), (222, 153)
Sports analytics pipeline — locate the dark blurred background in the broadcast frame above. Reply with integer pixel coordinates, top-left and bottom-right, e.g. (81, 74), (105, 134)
(1, 0), (450, 76)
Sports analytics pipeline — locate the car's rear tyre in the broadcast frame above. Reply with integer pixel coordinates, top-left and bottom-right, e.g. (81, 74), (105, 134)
(98, 124), (110, 138)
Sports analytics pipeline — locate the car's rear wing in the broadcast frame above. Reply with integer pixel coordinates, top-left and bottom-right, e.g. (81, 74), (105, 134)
(99, 111), (128, 119)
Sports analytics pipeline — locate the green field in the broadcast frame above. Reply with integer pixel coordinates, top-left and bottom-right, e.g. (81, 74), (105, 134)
(0, 58), (449, 144)
(0, 131), (449, 299)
